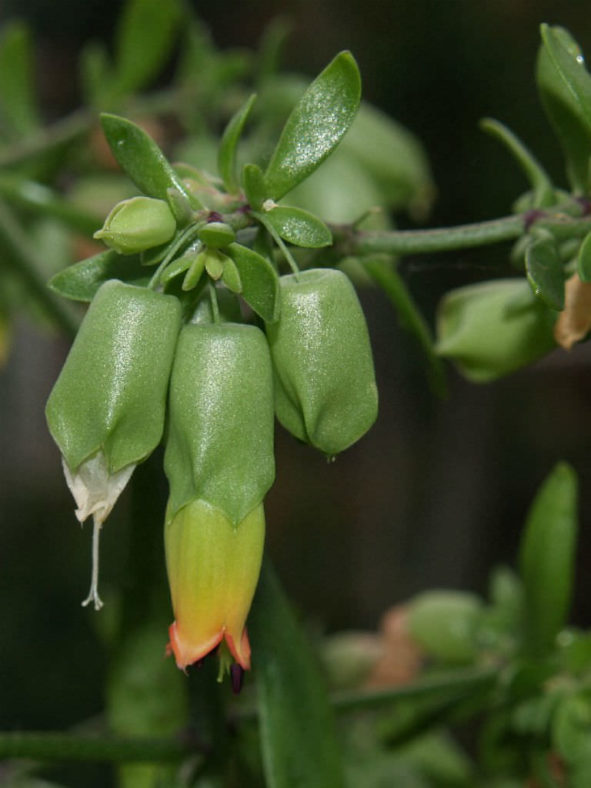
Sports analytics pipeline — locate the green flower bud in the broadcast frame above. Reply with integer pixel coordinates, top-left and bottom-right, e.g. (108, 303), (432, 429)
(265, 268), (378, 455)
(94, 196), (176, 254)
(436, 279), (557, 383)
(164, 322), (275, 525)
(197, 221), (236, 248)
(407, 590), (483, 664)
(46, 280), (182, 608)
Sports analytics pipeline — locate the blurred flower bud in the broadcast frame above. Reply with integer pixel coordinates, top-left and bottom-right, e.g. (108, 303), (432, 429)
(266, 268), (378, 455)
(94, 196), (176, 254)
(407, 590), (483, 664)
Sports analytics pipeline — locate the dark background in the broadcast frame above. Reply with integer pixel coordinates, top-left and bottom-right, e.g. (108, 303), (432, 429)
(2, 0), (591, 735)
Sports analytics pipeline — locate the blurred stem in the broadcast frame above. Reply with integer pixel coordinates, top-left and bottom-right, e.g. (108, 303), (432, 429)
(0, 109), (91, 169)
(0, 199), (78, 337)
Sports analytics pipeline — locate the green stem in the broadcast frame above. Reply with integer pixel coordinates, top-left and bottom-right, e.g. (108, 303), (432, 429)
(0, 199), (78, 337)
(0, 731), (200, 763)
(0, 109), (92, 169)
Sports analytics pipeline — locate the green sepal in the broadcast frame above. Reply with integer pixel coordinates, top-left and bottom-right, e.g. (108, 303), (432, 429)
(197, 221), (236, 248)
(181, 250), (206, 291)
(264, 51), (361, 200)
(221, 256), (242, 293)
(256, 205), (332, 248)
(525, 236), (565, 310)
(537, 25), (591, 192)
(242, 162), (268, 209)
(218, 93), (257, 193)
(0, 21), (40, 138)
(100, 113), (200, 217)
(164, 322), (275, 525)
(519, 462), (578, 656)
(577, 230), (591, 282)
(204, 250), (225, 280)
(266, 268), (378, 455)
(436, 279), (557, 383)
(46, 280), (182, 473)
(48, 250), (150, 302)
(226, 242), (280, 322)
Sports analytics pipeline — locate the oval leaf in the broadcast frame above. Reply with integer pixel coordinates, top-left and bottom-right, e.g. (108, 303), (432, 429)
(259, 205), (332, 248)
(100, 113), (199, 216)
(226, 242), (280, 322)
(218, 94), (257, 193)
(519, 462), (578, 656)
(264, 51), (361, 200)
(249, 561), (346, 788)
(48, 250), (149, 302)
(242, 162), (268, 209)
(525, 237), (565, 310)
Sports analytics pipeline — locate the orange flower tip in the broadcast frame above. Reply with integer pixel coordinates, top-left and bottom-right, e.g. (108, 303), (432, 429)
(167, 620), (224, 672)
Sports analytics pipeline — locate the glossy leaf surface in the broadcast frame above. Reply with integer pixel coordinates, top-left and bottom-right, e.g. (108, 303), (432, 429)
(226, 242), (280, 322)
(48, 250), (149, 302)
(257, 205), (332, 248)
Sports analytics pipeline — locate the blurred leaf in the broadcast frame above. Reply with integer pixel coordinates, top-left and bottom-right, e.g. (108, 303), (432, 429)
(79, 41), (113, 107)
(249, 561), (346, 788)
(0, 22), (40, 138)
(218, 94), (257, 193)
(0, 308), (10, 367)
(537, 26), (591, 191)
(365, 256), (447, 395)
(407, 591), (483, 664)
(552, 692), (591, 765)
(519, 462), (578, 656)
(100, 114), (199, 216)
(48, 250), (149, 301)
(480, 118), (554, 208)
(577, 230), (591, 282)
(265, 51), (361, 200)
(257, 205), (332, 248)
(227, 242), (280, 321)
(558, 630), (591, 674)
(243, 163), (268, 209)
(525, 236), (565, 310)
(114, 0), (181, 96)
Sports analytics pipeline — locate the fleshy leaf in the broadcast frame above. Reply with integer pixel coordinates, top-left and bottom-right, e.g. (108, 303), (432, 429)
(0, 22), (40, 137)
(264, 51), (361, 200)
(100, 114), (199, 217)
(218, 94), (257, 193)
(249, 560), (346, 788)
(525, 236), (565, 310)
(242, 163), (268, 209)
(537, 25), (591, 191)
(519, 462), (578, 656)
(48, 250), (150, 302)
(226, 242), (280, 322)
(114, 0), (181, 96)
(257, 205), (332, 248)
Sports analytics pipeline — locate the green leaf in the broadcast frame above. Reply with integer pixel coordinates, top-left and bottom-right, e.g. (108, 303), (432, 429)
(552, 693), (591, 766)
(48, 250), (149, 301)
(264, 51), (361, 200)
(407, 590), (483, 664)
(218, 94), (257, 193)
(577, 231), (591, 282)
(114, 0), (181, 96)
(226, 242), (280, 322)
(480, 118), (555, 207)
(256, 205), (332, 248)
(525, 236), (565, 310)
(100, 114), (199, 217)
(79, 42), (113, 107)
(519, 462), (578, 656)
(249, 560), (346, 788)
(0, 22), (40, 138)
(537, 25), (591, 191)
(242, 163), (268, 209)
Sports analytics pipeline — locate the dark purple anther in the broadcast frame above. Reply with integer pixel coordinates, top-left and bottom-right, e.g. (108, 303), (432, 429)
(523, 209), (544, 230)
(230, 664), (244, 694)
(208, 211), (223, 223)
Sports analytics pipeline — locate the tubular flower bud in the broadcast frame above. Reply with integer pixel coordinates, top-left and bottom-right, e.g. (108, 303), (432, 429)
(164, 321), (275, 670)
(165, 499), (265, 671)
(46, 280), (182, 608)
(266, 268), (378, 456)
(93, 196), (177, 254)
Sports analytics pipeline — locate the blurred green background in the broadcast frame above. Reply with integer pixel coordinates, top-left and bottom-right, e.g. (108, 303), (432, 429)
(2, 0), (591, 742)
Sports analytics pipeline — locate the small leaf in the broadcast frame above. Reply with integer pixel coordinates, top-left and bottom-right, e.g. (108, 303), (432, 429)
(537, 26), (591, 191)
(242, 163), (268, 209)
(100, 114), (199, 217)
(114, 0), (181, 96)
(181, 251), (206, 291)
(48, 250), (149, 301)
(480, 118), (555, 207)
(218, 94), (257, 193)
(577, 230), (591, 282)
(257, 205), (332, 248)
(249, 561), (346, 788)
(264, 51), (361, 200)
(0, 22), (40, 137)
(525, 236), (565, 310)
(226, 243), (279, 322)
(519, 462), (578, 656)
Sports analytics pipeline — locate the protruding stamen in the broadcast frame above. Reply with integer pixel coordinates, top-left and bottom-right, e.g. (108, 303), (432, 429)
(230, 663), (244, 694)
(81, 515), (104, 611)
